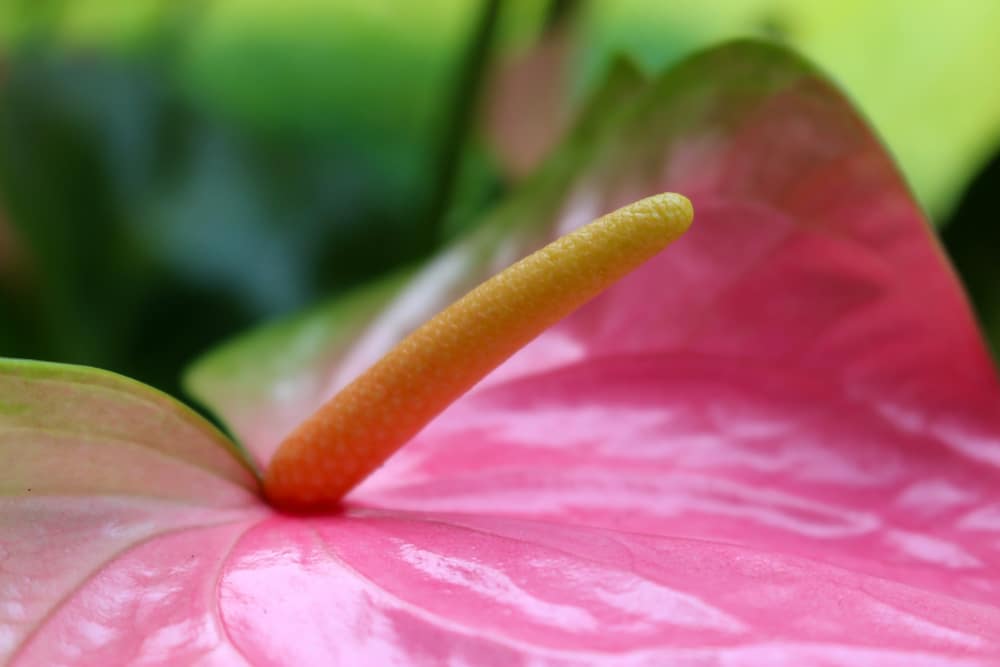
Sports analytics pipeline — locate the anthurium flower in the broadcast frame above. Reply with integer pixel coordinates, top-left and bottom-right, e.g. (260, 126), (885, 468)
(4, 40), (1000, 666)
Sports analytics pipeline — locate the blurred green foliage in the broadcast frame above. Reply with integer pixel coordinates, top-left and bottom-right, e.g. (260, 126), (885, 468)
(0, 0), (511, 395)
(0, 0), (998, 398)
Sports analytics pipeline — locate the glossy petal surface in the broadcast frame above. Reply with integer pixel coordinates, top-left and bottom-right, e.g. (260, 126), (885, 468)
(6, 42), (1000, 665)
(0, 360), (261, 664)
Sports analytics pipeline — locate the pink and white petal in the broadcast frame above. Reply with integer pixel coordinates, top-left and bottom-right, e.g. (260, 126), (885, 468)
(10, 40), (1000, 666)
(0, 360), (258, 498)
(501, 44), (996, 405)
(353, 355), (1000, 624)
(1, 360), (263, 664)
(345, 47), (1000, 631)
(7, 512), (259, 666)
(215, 512), (999, 665)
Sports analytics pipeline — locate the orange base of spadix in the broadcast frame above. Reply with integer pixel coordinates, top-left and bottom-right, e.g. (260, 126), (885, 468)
(264, 193), (693, 510)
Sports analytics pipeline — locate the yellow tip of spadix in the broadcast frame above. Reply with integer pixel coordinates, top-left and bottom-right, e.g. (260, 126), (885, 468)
(264, 193), (693, 510)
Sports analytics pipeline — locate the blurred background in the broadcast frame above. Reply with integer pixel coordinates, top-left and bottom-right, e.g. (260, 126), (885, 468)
(1, 0), (998, 398)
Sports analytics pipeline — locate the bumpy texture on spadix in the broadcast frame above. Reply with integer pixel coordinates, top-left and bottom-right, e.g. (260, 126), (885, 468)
(265, 193), (693, 508)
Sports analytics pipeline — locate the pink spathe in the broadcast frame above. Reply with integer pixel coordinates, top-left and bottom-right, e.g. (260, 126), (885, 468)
(4, 43), (1000, 665)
